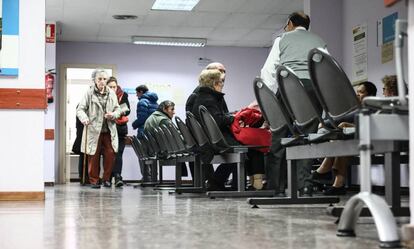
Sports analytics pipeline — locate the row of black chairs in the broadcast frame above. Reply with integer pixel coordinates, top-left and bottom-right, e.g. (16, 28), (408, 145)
(130, 105), (275, 198)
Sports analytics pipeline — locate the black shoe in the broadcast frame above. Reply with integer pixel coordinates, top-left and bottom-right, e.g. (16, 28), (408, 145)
(115, 176), (124, 188)
(206, 180), (226, 191)
(310, 170), (330, 180)
(323, 186), (346, 196)
(90, 183), (101, 189)
(103, 181), (112, 188)
(299, 186), (313, 197)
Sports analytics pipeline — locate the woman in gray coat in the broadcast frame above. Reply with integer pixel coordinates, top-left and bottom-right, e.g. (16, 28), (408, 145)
(76, 69), (121, 188)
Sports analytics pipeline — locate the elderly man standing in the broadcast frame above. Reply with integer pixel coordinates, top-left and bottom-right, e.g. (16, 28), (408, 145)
(261, 12), (327, 196)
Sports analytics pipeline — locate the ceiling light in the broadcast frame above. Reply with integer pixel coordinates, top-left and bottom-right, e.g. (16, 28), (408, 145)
(151, 0), (200, 11)
(112, 15), (138, 20)
(132, 36), (206, 47)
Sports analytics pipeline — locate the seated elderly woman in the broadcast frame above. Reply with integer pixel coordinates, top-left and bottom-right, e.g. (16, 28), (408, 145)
(190, 68), (265, 190)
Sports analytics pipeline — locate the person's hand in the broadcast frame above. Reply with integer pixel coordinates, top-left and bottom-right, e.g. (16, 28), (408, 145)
(82, 120), (89, 126)
(239, 119), (247, 127)
(104, 112), (114, 120)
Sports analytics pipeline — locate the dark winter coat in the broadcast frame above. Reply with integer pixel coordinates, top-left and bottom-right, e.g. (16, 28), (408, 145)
(132, 91), (158, 137)
(190, 86), (237, 144)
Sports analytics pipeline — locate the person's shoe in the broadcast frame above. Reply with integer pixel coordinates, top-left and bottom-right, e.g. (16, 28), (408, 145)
(90, 183), (101, 189)
(252, 174), (265, 190)
(115, 175), (124, 188)
(103, 181), (112, 188)
(323, 186), (346, 196)
(299, 186), (313, 197)
(206, 179), (226, 191)
(310, 170), (330, 180)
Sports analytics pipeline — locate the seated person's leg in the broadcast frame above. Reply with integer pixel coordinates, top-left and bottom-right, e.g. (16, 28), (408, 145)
(247, 149), (265, 190)
(315, 157), (334, 174)
(266, 128), (289, 194)
(324, 156), (349, 195)
(208, 163), (236, 190)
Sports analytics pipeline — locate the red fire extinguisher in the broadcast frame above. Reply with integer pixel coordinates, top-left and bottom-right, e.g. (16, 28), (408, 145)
(45, 69), (55, 103)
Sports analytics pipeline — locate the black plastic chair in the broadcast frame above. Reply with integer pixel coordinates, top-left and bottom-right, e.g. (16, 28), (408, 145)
(186, 109), (273, 198)
(166, 122), (188, 154)
(253, 77), (302, 146)
(276, 66), (323, 131)
(175, 116), (197, 152)
(186, 111), (211, 151)
(308, 48), (360, 129)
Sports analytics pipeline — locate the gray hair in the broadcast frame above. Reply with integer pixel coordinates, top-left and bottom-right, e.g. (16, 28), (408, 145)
(91, 68), (108, 81)
(198, 69), (221, 89)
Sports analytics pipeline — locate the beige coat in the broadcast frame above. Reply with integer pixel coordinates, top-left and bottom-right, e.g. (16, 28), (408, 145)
(76, 85), (121, 155)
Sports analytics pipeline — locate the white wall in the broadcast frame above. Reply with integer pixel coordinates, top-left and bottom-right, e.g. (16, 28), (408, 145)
(0, 0), (45, 191)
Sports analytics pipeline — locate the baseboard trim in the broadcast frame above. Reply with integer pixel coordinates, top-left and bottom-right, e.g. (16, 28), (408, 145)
(0, 192), (45, 201)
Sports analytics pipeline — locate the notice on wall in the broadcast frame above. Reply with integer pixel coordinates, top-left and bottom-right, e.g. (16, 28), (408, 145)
(381, 42), (394, 64)
(380, 12), (398, 64)
(351, 23), (368, 84)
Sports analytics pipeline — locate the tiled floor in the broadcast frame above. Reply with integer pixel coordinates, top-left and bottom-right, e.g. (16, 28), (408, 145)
(0, 184), (408, 249)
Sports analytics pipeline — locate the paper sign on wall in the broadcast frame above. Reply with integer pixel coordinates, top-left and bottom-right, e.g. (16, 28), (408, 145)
(45, 24), (55, 43)
(351, 23), (368, 84)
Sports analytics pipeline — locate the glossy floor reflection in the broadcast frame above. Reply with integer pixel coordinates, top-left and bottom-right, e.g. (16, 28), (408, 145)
(0, 184), (406, 249)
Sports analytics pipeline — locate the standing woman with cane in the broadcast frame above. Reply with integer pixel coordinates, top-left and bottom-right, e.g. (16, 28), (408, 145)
(77, 69), (122, 189)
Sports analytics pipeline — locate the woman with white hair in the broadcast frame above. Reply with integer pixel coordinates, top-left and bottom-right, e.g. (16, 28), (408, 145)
(76, 69), (121, 189)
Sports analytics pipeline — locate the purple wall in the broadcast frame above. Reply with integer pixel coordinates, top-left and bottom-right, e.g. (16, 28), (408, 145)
(56, 42), (269, 180)
(57, 42), (268, 116)
(307, 0), (344, 65)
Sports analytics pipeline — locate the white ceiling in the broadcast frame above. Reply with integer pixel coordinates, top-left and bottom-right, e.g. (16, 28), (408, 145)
(46, 0), (304, 47)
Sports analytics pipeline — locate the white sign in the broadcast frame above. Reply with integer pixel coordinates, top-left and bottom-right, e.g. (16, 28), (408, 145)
(352, 23), (368, 84)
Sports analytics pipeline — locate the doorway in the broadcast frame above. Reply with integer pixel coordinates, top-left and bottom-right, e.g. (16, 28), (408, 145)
(57, 64), (116, 184)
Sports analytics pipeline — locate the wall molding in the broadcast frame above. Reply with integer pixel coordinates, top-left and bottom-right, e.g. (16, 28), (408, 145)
(0, 88), (46, 109)
(0, 191), (45, 201)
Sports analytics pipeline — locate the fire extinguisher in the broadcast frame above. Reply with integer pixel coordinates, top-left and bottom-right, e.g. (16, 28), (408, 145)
(45, 69), (55, 103)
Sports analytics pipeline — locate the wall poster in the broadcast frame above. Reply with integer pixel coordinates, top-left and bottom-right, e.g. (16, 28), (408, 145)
(0, 0), (19, 76)
(351, 23), (368, 84)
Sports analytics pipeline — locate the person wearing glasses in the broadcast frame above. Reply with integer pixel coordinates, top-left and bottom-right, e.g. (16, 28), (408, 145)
(260, 12), (328, 196)
(185, 62), (227, 181)
(76, 69), (121, 189)
(190, 69), (265, 191)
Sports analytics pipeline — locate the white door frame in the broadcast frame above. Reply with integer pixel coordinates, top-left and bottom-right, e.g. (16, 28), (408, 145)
(56, 64), (117, 184)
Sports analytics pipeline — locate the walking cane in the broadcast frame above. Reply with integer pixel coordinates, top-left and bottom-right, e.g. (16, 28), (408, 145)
(82, 124), (88, 185)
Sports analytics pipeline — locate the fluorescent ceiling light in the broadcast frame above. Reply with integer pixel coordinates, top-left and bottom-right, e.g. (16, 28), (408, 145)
(151, 0), (200, 11)
(132, 36), (206, 47)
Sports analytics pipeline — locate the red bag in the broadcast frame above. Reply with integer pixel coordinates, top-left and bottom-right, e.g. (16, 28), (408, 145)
(231, 108), (271, 153)
(115, 116), (129, 125)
